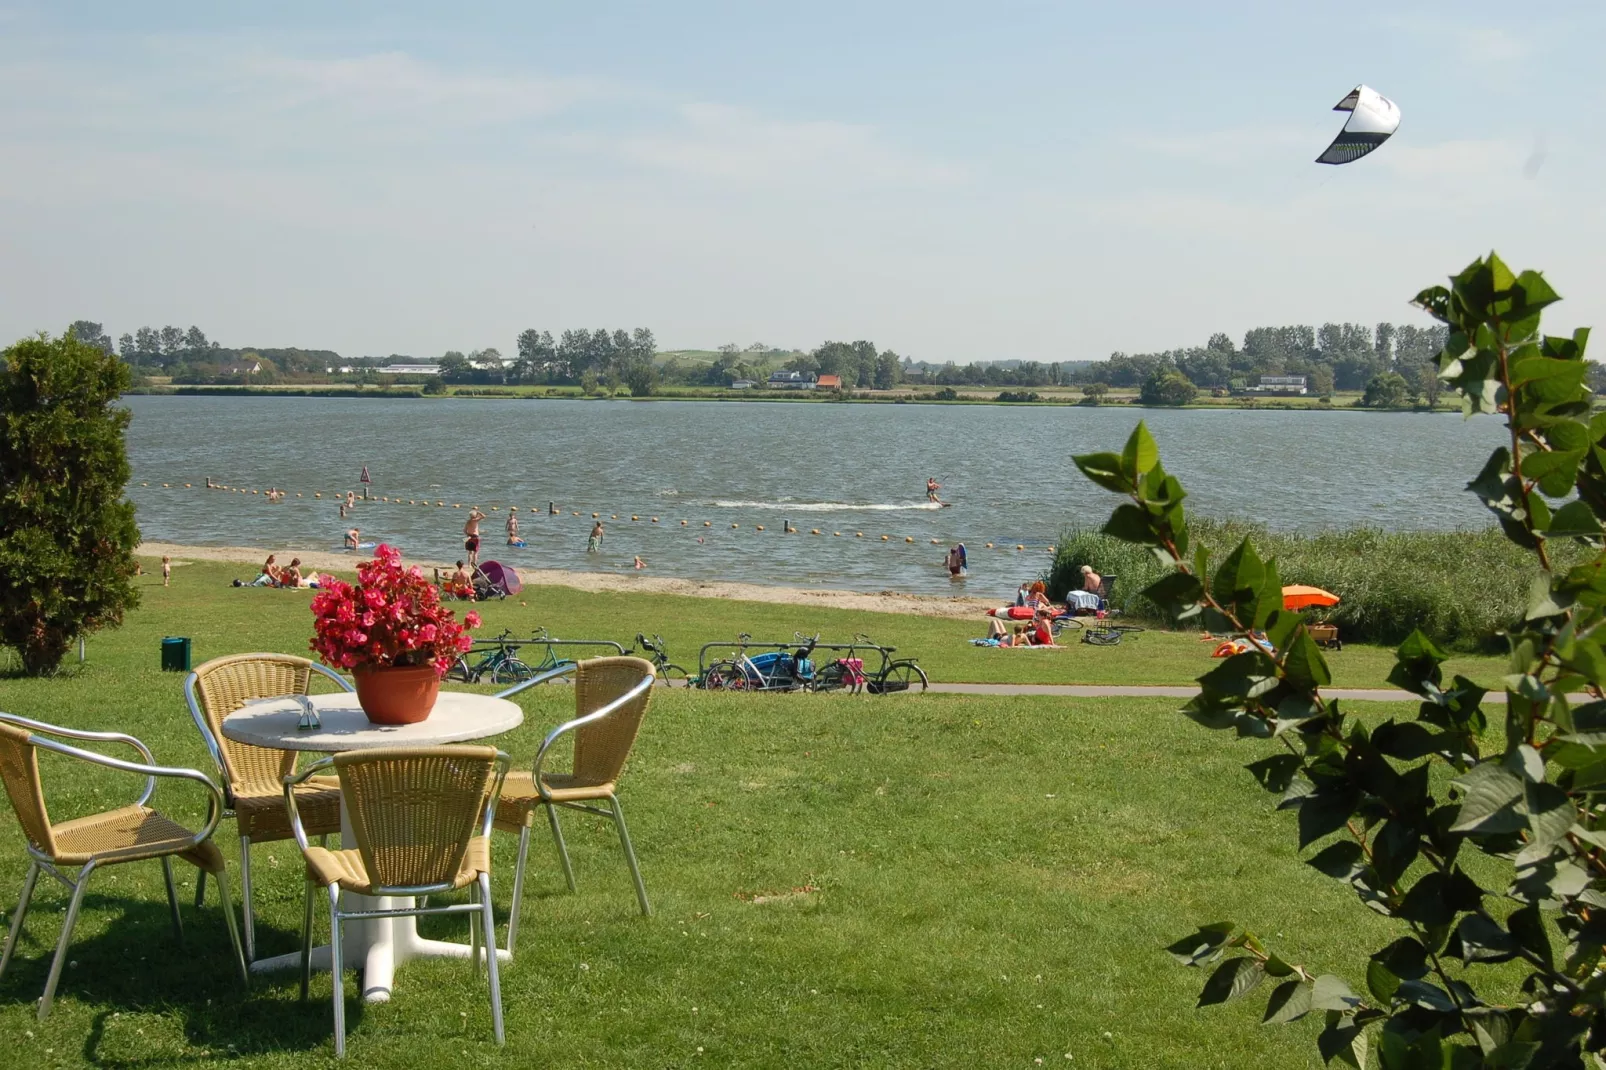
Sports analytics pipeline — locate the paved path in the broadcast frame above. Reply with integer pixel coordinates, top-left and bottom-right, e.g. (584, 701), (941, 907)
(928, 683), (1423, 702)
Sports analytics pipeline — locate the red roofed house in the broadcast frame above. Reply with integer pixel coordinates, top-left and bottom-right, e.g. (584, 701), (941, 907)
(817, 374), (843, 390)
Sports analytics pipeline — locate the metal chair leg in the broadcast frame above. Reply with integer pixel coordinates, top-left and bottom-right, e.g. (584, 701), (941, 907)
(545, 804), (576, 892)
(238, 836), (255, 962)
(0, 862), (40, 981)
(327, 885), (345, 1058)
(300, 881), (314, 1001)
(506, 824), (532, 955)
(480, 873), (505, 1046)
(212, 868), (249, 987)
(161, 858), (185, 942)
(609, 796), (652, 916)
(469, 884), (482, 977)
(193, 868), (207, 908)
(39, 864), (94, 1021)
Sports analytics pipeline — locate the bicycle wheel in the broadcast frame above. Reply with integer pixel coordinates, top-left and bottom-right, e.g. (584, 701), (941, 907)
(1052, 616), (1085, 635)
(445, 656), (475, 684)
(811, 663), (852, 693)
(658, 663), (690, 682)
(870, 660), (929, 694)
(1082, 628), (1123, 646)
(703, 661), (746, 690)
(489, 658), (535, 685)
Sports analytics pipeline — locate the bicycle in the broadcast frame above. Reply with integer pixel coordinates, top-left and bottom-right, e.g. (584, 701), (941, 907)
(633, 633), (690, 682)
(850, 633), (929, 694)
(1080, 622), (1146, 646)
(702, 633), (820, 692)
(446, 629), (535, 685)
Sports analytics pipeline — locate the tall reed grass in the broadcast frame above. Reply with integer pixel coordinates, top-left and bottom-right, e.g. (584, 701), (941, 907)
(1045, 520), (1561, 651)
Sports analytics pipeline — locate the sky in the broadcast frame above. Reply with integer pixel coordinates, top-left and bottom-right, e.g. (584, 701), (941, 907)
(1, 1), (1602, 363)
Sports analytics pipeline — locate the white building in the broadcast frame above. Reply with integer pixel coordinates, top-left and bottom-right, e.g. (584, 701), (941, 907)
(380, 363), (442, 376)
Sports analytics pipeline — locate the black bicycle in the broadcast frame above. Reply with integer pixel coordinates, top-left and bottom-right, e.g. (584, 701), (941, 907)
(445, 629), (535, 684)
(1080, 622), (1146, 647)
(633, 633), (690, 682)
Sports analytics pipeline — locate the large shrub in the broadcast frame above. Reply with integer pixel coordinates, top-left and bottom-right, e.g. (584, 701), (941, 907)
(0, 332), (140, 674)
(1045, 520), (1564, 651)
(1140, 369), (1197, 406)
(1073, 254), (1606, 1065)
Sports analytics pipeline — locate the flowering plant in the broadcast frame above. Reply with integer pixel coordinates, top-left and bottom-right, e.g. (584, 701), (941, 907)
(309, 544), (479, 676)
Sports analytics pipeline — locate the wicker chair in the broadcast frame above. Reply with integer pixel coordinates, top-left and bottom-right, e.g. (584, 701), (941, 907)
(185, 653), (350, 962)
(493, 656), (656, 952)
(0, 712), (248, 1020)
(286, 746), (510, 1058)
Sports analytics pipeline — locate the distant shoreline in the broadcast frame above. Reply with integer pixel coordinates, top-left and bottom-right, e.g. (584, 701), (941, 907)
(121, 385), (1464, 414)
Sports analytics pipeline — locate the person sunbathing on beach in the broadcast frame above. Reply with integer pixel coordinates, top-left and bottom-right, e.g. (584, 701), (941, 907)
(248, 554), (282, 587)
(280, 558), (303, 587)
(447, 560), (475, 600)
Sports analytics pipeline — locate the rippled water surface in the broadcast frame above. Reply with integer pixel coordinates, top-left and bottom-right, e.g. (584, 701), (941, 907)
(124, 396), (1505, 600)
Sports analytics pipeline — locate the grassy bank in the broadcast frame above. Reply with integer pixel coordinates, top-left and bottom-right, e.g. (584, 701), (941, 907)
(46, 557), (1501, 690)
(0, 592), (1419, 1066)
(1046, 520), (1551, 652)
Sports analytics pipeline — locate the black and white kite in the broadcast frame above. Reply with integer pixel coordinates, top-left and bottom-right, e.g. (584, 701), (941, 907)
(1315, 85), (1400, 165)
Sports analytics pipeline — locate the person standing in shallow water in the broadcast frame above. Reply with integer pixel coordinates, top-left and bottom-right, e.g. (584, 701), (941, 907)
(463, 507), (485, 567)
(588, 521), (604, 554)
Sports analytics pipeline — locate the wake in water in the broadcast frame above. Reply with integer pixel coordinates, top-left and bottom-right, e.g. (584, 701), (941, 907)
(711, 499), (944, 512)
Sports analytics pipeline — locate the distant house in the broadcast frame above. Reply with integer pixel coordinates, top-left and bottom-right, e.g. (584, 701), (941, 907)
(218, 359), (262, 376)
(380, 363), (442, 376)
(1251, 375), (1308, 396)
(817, 374), (843, 390)
(766, 370), (817, 390)
(729, 379), (756, 389)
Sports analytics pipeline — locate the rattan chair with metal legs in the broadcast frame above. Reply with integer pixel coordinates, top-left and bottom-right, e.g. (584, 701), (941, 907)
(0, 712), (248, 1020)
(492, 657), (656, 953)
(186, 653), (350, 962)
(286, 746), (511, 1058)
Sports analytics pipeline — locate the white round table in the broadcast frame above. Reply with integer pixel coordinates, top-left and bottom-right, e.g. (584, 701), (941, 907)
(222, 690), (523, 1003)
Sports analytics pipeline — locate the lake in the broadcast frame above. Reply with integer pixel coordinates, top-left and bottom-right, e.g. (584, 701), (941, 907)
(123, 396), (1505, 600)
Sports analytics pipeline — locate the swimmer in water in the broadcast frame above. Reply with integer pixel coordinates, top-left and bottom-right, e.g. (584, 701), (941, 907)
(345, 528), (360, 551)
(506, 507), (521, 545)
(633, 556), (646, 570)
(926, 477), (942, 503)
(463, 507), (486, 567)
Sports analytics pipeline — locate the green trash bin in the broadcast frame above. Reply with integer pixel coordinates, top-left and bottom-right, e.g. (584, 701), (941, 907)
(161, 637), (192, 672)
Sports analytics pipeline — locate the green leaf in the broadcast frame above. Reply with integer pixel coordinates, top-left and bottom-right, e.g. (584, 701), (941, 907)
(1370, 721), (1445, 761)
(1283, 626), (1333, 692)
(1164, 922), (1235, 966)
(1451, 914), (1519, 964)
(1071, 451), (1132, 494)
(1102, 503), (1158, 545)
(1305, 840), (1366, 881)
(1367, 938), (1428, 1003)
(1196, 956), (1265, 1007)
(1523, 780), (1574, 847)
(1310, 974), (1362, 1012)
(1212, 538), (1265, 610)
(1449, 762), (1525, 833)
(1544, 499), (1601, 539)
(1141, 570), (1205, 617)
(1317, 1011), (1369, 1069)
(1262, 979), (1313, 1025)
(1121, 421), (1160, 481)
(1245, 753), (1302, 793)
(1298, 785), (1361, 848)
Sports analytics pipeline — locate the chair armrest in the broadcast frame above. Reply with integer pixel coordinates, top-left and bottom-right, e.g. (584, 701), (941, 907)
(492, 662), (576, 700)
(0, 711), (160, 808)
(308, 662), (356, 693)
(531, 671), (656, 799)
(23, 731), (227, 849)
(480, 751), (513, 838)
(283, 757), (339, 852)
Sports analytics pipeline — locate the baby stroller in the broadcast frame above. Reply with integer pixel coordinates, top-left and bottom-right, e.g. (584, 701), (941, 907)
(473, 560), (523, 601)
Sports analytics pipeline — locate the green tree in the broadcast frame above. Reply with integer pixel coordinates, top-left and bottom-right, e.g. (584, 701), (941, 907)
(1073, 253), (1604, 1065)
(1139, 370), (1197, 406)
(875, 350), (903, 389)
(1362, 371), (1410, 408)
(67, 320), (113, 355)
(623, 358), (658, 397)
(0, 332), (140, 675)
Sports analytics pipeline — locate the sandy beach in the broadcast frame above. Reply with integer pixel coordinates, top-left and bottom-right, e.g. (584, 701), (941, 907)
(138, 541), (1000, 620)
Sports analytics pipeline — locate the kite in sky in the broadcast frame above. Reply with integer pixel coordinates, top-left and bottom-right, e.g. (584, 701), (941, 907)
(1315, 85), (1400, 165)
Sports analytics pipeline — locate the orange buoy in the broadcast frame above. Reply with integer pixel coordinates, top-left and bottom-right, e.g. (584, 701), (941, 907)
(731, 523), (739, 529)
(1016, 544), (1025, 551)
(681, 520), (688, 526)
(856, 532), (863, 537)
(632, 515), (639, 521)
(985, 542), (994, 548)
(756, 525), (765, 531)
(593, 513), (600, 518)
(651, 517), (659, 523)
(811, 529), (821, 535)
(704, 521), (711, 527)
(881, 535), (889, 541)
(905, 537), (914, 543)
(833, 532), (841, 536)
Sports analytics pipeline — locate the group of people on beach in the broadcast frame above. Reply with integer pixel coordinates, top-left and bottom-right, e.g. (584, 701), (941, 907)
(981, 565), (1104, 647)
(234, 553), (323, 589)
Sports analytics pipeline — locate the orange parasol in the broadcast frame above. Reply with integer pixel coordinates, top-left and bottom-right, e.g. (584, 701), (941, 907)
(1282, 585), (1339, 611)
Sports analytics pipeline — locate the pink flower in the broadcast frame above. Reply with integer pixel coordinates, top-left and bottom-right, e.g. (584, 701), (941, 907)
(464, 611), (482, 629)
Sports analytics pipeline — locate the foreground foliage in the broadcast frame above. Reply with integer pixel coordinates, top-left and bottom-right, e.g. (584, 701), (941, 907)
(1074, 253), (1606, 1066)
(0, 332), (139, 675)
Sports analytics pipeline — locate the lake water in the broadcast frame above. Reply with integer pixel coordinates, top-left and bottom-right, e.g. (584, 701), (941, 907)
(123, 396), (1505, 600)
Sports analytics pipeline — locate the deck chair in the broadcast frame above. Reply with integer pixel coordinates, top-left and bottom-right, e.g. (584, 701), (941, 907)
(286, 746), (510, 1058)
(0, 712), (247, 1020)
(492, 656), (656, 952)
(185, 653), (350, 961)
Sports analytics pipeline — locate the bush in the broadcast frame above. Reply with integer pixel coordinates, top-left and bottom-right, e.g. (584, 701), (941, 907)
(1139, 370), (1197, 406)
(996, 390), (1040, 403)
(0, 332), (140, 674)
(1044, 519), (1558, 650)
(422, 376), (447, 395)
(1361, 371), (1410, 408)
(932, 387), (959, 401)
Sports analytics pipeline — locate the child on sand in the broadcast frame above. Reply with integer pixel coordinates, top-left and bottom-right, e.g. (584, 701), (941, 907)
(162, 555), (171, 587)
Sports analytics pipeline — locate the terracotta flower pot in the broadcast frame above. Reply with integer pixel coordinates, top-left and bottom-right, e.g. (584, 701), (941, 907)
(352, 663), (441, 725)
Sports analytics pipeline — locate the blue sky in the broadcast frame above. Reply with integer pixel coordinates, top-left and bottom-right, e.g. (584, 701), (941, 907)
(1, 2), (1601, 362)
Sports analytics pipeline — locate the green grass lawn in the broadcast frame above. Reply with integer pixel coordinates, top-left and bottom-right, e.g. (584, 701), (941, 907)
(0, 565), (1505, 1066)
(110, 558), (1504, 692)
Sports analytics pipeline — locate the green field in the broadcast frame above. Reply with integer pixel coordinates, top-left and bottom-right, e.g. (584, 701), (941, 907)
(0, 562), (1504, 1066)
